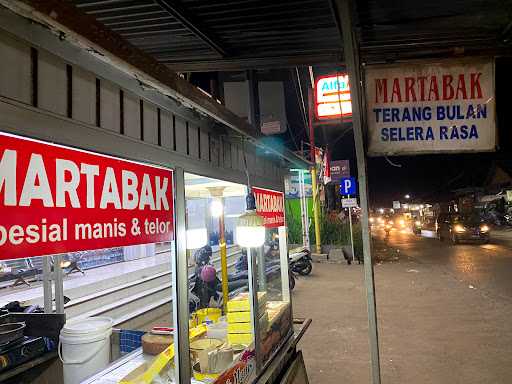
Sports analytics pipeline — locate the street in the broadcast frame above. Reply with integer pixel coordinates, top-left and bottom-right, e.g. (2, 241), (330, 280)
(379, 228), (512, 300)
(293, 227), (512, 384)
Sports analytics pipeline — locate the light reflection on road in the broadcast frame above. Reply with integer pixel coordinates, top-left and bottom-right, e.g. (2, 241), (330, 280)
(374, 228), (512, 299)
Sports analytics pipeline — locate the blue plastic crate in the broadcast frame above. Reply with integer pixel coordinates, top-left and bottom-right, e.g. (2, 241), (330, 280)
(119, 330), (145, 355)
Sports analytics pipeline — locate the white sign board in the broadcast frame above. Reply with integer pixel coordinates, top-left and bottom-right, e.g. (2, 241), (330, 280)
(342, 198), (358, 208)
(365, 58), (495, 156)
(392, 201), (401, 209)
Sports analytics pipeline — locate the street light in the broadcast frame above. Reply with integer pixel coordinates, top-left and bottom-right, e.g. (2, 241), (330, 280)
(404, 194), (411, 199)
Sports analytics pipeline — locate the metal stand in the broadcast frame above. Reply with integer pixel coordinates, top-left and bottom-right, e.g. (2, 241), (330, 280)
(334, 0), (382, 382)
(348, 205), (355, 263)
(42, 257), (52, 314)
(173, 167), (191, 384)
(299, 169), (310, 249)
(53, 254), (64, 313)
(247, 247), (262, 373)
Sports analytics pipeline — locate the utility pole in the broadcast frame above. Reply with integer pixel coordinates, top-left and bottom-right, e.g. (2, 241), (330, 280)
(334, 0), (382, 382)
(308, 89), (322, 254)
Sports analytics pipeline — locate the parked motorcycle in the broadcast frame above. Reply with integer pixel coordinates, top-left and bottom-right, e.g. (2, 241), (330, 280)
(289, 247), (313, 276)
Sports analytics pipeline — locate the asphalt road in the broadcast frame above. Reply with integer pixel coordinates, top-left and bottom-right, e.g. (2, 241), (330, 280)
(376, 228), (512, 301)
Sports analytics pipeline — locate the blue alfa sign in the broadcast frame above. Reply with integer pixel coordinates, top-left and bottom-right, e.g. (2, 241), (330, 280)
(340, 177), (357, 195)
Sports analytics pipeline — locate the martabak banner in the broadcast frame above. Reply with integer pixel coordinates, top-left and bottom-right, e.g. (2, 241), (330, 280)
(0, 132), (174, 260)
(365, 58), (496, 156)
(252, 187), (285, 228)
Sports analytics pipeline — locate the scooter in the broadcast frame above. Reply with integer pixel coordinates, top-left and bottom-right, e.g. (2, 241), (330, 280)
(289, 247), (313, 276)
(230, 249), (296, 290)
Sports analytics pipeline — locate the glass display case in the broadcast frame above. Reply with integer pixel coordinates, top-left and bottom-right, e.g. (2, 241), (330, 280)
(183, 174), (292, 383)
(79, 172), (292, 384)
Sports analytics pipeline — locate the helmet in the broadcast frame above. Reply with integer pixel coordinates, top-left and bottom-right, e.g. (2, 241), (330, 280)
(200, 265), (217, 283)
(194, 245), (212, 266)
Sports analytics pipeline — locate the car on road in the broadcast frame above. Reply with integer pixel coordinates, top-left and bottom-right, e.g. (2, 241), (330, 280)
(436, 212), (490, 244)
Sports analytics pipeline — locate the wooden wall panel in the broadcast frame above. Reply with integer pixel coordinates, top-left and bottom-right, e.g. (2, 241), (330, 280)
(0, 33), (30, 104)
(38, 51), (67, 116)
(100, 79), (120, 133)
(123, 91), (140, 139)
(199, 128), (209, 161)
(210, 135), (220, 166)
(143, 101), (158, 145)
(223, 139), (232, 169)
(160, 109), (173, 150)
(174, 115), (188, 155)
(72, 66), (95, 125)
(188, 124), (200, 159)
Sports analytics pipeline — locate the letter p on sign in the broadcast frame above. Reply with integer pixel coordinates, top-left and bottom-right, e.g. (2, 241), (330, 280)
(340, 177), (357, 195)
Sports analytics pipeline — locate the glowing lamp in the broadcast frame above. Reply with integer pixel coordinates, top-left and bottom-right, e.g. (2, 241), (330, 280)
(236, 191), (265, 248)
(210, 200), (224, 218)
(186, 228), (208, 249)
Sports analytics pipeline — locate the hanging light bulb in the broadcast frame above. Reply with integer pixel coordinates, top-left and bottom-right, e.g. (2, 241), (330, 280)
(236, 190), (265, 247)
(210, 199), (224, 218)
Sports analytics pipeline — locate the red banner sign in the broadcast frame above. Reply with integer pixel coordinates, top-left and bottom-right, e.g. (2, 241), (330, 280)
(0, 132), (174, 260)
(252, 187), (285, 228)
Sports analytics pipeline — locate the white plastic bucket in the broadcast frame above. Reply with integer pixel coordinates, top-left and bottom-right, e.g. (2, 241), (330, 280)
(59, 317), (113, 384)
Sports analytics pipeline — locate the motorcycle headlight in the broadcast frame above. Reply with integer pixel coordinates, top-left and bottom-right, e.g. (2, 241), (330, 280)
(415, 220), (421, 226)
(480, 225), (490, 233)
(454, 224), (466, 233)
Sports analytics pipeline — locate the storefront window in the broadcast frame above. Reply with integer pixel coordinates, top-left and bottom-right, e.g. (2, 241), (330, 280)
(183, 176), (291, 383)
(185, 173), (259, 383)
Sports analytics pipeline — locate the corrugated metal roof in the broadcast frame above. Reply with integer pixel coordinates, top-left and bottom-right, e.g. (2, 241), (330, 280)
(355, 0), (511, 60)
(73, 0), (344, 71)
(72, 0), (510, 70)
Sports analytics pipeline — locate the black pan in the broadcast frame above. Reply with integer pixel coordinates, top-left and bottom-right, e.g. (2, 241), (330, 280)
(0, 322), (25, 345)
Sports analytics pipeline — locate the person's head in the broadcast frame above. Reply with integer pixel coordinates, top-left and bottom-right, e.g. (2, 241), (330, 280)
(200, 265), (217, 283)
(194, 245), (212, 266)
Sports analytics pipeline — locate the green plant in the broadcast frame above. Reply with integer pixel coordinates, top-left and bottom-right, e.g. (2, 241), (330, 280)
(309, 210), (351, 246)
(285, 199), (303, 244)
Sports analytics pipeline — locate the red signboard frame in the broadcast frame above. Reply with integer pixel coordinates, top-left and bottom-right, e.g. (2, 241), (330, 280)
(0, 132), (174, 260)
(252, 187), (285, 228)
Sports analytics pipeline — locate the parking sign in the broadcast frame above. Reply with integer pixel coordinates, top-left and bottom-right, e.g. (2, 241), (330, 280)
(340, 177), (357, 195)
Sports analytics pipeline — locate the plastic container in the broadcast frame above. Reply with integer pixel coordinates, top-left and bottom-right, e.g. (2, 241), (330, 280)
(206, 321), (228, 340)
(195, 308), (222, 324)
(59, 316), (113, 384)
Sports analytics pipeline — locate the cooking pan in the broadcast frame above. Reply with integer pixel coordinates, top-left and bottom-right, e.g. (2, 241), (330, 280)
(0, 322), (25, 345)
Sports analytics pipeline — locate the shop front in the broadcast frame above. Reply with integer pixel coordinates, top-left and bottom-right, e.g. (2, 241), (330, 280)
(0, 112), (307, 384)
(0, 6), (310, 383)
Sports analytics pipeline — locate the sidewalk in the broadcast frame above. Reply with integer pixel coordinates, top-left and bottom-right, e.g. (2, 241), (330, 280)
(293, 255), (512, 383)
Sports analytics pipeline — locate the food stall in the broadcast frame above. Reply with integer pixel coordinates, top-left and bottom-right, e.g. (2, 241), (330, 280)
(1, 131), (306, 383)
(0, 5), (310, 383)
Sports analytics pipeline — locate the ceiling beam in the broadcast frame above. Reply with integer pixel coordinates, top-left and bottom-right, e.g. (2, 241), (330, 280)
(154, 0), (228, 57)
(165, 53), (344, 72)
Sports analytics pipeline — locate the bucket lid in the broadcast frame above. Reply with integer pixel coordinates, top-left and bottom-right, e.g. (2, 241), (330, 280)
(62, 317), (113, 335)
